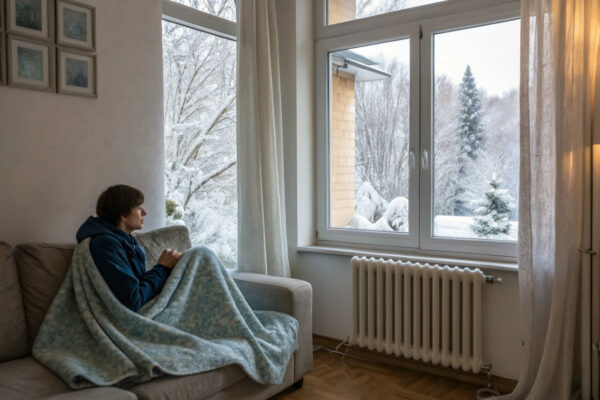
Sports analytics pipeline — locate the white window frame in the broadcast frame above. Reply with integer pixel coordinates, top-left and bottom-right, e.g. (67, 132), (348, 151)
(162, 0), (236, 40)
(316, 24), (421, 249)
(315, 0), (521, 259)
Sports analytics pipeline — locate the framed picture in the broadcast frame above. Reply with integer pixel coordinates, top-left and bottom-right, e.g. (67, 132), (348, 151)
(7, 0), (53, 41)
(7, 35), (54, 91)
(57, 47), (96, 97)
(0, 0), (5, 31)
(0, 35), (5, 85)
(57, 0), (94, 51)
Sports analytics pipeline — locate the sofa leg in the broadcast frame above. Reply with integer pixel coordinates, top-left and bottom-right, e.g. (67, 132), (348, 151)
(292, 378), (304, 389)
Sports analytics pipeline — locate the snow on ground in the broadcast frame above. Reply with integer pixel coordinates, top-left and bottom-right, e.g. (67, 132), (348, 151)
(434, 215), (518, 241)
(347, 213), (517, 241)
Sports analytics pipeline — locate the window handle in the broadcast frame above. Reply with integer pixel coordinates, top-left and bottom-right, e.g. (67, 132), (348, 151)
(421, 149), (429, 170)
(409, 150), (416, 170)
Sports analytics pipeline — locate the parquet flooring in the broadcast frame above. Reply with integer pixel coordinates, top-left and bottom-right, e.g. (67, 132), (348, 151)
(271, 348), (485, 400)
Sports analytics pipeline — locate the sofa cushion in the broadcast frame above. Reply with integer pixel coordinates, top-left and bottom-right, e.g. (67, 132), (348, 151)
(0, 356), (135, 400)
(134, 225), (192, 270)
(13, 243), (75, 344)
(0, 242), (29, 361)
(43, 387), (137, 400)
(129, 364), (246, 400)
(0, 356), (71, 399)
(206, 358), (294, 400)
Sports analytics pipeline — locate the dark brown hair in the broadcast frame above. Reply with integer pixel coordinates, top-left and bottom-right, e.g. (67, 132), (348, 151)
(96, 185), (144, 225)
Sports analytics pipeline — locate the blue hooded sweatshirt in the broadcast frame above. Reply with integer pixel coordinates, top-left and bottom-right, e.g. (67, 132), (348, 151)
(76, 216), (171, 312)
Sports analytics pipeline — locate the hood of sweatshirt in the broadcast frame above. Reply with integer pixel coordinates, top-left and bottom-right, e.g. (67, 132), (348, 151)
(76, 216), (141, 256)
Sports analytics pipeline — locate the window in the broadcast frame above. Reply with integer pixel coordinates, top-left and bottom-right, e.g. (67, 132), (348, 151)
(431, 21), (520, 241)
(317, 0), (520, 258)
(162, 3), (238, 267)
(327, 0), (447, 25)
(169, 0), (236, 22)
(329, 40), (412, 235)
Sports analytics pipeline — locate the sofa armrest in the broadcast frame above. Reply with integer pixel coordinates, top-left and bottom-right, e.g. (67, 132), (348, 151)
(230, 272), (313, 381)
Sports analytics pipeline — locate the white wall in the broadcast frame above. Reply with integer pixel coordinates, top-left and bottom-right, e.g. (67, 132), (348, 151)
(278, 0), (522, 380)
(0, 0), (165, 245)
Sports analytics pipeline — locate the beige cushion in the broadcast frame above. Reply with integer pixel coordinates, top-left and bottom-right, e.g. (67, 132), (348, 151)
(13, 243), (75, 344)
(135, 225), (192, 270)
(43, 387), (137, 400)
(0, 242), (30, 361)
(129, 364), (246, 400)
(0, 356), (135, 400)
(0, 356), (71, 399)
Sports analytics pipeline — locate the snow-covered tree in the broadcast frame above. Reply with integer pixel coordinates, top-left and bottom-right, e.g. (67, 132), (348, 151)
(471, 176), (514, 236)
(458, 65), (484, 160)
(163, 19), (237, 267)
(454, 65), (484, 215)
(355, 60), (410, 201)
(433, 75), (461, 216)
(356, 0), (407, 18)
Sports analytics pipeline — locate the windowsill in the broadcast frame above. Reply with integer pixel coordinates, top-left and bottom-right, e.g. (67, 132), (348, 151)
(297, 245), (519, 273)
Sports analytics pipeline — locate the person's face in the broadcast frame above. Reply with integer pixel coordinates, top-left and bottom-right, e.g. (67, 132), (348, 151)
(122, 205), (147, 233)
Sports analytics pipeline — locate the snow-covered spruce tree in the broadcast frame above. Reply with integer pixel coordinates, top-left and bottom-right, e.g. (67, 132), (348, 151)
(471, 176), (514, 237)
(453, 65), (484, 215)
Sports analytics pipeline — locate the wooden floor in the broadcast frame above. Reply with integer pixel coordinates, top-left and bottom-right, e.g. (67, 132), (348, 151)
(271, 348), (485, 400)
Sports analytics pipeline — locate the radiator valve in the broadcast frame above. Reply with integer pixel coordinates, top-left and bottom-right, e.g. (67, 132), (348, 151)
(484, 276), (503, 285)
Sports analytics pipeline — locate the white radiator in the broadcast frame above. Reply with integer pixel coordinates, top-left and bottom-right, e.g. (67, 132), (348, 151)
(350, 256), (486, 373)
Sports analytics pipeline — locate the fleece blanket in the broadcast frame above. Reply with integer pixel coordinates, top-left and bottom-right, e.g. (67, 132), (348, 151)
(32, 240), (298, 389)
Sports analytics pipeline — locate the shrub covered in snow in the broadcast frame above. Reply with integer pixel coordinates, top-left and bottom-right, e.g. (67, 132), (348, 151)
(380, 197), (409, 232)
(471, 176), (515, 236)
(354, 182), (388, 223)
(348, 182), (408, 232)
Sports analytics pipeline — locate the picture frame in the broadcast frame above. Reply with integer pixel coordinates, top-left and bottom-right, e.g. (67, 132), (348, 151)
(56, 0), (94, 51)
(0, 0), (5, 31)
(7, 34), (54, 91)
(57, 47), (96, 97)
(0, 34), (6, 85)
(7, 0), (53, 42)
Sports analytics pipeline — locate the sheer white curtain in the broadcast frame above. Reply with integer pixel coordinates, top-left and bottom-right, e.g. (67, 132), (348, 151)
(500, 1), (600, 399)
(236, 0), (290, 277)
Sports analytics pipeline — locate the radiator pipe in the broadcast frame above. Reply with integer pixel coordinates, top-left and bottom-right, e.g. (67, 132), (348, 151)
(484, 276), (503, 285)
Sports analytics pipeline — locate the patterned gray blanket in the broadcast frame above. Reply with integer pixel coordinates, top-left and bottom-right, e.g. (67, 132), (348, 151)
(32, 240), (298, 389)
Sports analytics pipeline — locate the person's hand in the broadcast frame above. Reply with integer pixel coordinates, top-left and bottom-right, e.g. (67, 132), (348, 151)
(157, 248), (182, 268)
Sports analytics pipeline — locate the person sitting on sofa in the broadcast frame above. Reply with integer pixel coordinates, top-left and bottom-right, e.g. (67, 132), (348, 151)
(76, 184), (181, 311)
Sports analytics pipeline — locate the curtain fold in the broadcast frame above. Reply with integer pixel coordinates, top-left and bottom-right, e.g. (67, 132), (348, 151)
(499, 1), (599, 398)
(236, 0), (290, 277)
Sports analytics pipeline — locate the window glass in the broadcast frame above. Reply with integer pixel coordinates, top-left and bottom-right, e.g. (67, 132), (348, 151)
(432, 19), (520, 241)
(162, 21), (237, 267)
(170, 0), (236, 22)
(329, 39), (411, 233)
(328, 0), (445, 24)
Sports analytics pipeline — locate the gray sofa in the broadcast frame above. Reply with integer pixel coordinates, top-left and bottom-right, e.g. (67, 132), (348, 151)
(0, 226), (313, 399)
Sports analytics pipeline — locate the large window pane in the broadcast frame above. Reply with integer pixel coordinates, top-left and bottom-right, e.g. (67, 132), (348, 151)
(329, 39), (411, 233)
(328, 0), (445, 25)
(432, 19), (519, 241)
(162, 21), (237, 267)
(170, 0), (236, 22)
